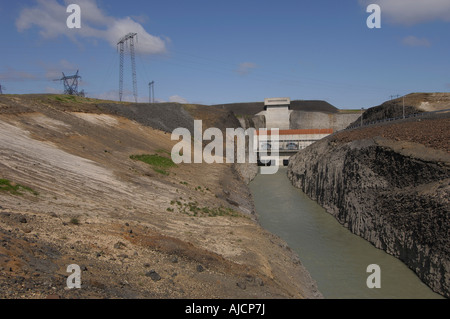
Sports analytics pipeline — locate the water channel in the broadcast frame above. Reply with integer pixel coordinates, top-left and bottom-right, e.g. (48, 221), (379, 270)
(249, 168), (443, 299)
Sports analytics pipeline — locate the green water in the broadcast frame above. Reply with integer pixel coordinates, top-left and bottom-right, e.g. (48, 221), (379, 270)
(249, 168), (444, 299)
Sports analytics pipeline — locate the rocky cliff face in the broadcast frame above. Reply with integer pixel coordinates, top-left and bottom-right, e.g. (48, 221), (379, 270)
(287, 124), (450, 298)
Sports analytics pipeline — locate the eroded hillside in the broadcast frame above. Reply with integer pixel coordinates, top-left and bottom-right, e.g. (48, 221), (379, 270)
(0, 94), (322, 299)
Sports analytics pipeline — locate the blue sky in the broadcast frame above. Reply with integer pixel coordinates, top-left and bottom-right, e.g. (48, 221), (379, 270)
(0, 0), (449, 109)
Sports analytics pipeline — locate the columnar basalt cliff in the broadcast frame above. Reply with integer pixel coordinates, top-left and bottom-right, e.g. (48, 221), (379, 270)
(287, 118), (450, 298)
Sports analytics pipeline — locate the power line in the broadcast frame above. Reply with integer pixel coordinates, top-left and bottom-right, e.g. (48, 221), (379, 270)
(135, 52), (155, 102)
(389, 94), (406, 118)
(403, 95), (405, 119)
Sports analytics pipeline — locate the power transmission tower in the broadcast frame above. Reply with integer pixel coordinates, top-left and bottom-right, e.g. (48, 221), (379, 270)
(0, 83), (3, 94)
(149, 81), (154, 103)
(361, 108), (364, 126)
(402, 96), (405, 119)
(117, 33), (138, 103)
(390, 94), (400, 100)
(54, 70), (84, 96)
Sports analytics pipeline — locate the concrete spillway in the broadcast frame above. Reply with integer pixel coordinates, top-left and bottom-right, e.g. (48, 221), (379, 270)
(251, 98), (359, 166)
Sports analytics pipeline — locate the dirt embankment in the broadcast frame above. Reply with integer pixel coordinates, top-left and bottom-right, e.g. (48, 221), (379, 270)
(0, 94), (322, 299)
(288, 116), (450, 298)
(350, 92), (450, 127)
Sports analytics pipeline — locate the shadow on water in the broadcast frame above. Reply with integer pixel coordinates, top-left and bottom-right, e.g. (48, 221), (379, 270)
(250, 167), (443, 299)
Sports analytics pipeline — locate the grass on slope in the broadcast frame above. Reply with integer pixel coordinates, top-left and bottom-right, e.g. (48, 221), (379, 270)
(0, 179), (38, 196)
(130, 152), (176, 176)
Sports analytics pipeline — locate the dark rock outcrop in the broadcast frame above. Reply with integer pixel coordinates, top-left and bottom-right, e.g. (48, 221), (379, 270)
(287, 135), (450, 298)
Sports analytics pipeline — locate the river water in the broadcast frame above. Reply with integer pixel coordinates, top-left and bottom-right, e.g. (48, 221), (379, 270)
(249, 168), (443, 299)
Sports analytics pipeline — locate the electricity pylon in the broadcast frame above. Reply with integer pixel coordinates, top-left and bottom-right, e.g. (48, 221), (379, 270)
(54, 70), (84, 96)
(149, 81), (154, 103)
(117, 33), (138, 103)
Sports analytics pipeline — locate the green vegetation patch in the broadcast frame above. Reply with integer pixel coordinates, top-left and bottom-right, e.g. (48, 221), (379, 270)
(70, 217), (80, 225)
(0, 178), (38, 196)
(130, 153), (177, 176)
(339, 109), (361, 114)
(39, 94), (120, 105)
(50, 94), (84, 103)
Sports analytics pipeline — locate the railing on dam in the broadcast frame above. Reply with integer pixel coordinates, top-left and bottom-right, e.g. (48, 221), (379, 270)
(255, 129), (334, 154)
(345, 108), (450, 131)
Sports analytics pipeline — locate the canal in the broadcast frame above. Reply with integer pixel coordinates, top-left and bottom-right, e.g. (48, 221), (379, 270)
(249, 168), (443, 299)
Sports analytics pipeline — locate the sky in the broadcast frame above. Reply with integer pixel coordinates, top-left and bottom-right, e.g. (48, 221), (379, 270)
(0, 0), (449, 109)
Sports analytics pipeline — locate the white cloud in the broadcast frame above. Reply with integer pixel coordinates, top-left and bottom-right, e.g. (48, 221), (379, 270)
(169, 95), (188, 104)
(0, 67), (37, 82)
(402, 35), (431, 47)
(106, 17), (167, 54)
(40, 59), (78, 80)
(235, 62), (257, 75)
(359, 0), (450, 25)
(16, 0), (168, 55)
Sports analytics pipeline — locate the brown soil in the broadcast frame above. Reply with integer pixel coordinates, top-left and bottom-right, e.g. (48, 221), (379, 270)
(332, 117), (450, 153)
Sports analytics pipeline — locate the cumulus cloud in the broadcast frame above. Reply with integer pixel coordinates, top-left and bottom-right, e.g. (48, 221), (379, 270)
(235, 62), (257, 76)
(169, 95), (188, 104)
(16, 0), (168, 55)
(402, 35), (431, 47)
(359, 0), (450, 25)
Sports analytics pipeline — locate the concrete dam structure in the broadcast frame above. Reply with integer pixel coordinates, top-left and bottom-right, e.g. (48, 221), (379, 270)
(262, 97), (292, 130)
(253, 98), (359, 166)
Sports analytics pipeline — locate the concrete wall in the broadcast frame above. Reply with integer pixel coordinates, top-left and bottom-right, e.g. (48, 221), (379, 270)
(253, 110), (359, 132)
(257, 107), (291, 130)
(289, 111), (360, 131)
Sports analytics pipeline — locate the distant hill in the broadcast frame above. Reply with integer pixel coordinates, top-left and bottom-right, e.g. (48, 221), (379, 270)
(211, 100), (339, 116)
(349, 93), (450, 127)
